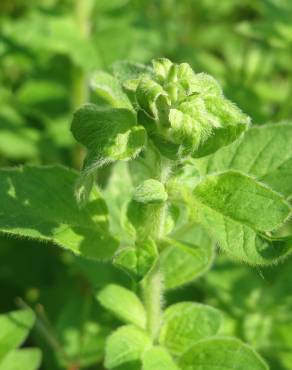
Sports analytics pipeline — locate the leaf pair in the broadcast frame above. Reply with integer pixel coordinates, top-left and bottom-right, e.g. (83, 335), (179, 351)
(97, 286), (268, 370)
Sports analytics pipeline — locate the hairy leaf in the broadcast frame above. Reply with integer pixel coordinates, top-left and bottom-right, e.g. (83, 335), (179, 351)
(0, 309), (35, 362)
(97, 284), (146, 328)
(193, 171), (292, 264)
(104, 325), (151, 369)
(112, 61), (153, 84)
(113, 239), (158, 280)
(133, 179), (168, 204)
(91, 71), (132, 109)
(0, 166), (118, 260)
(179, 337), (268, 370)
(71, 104), (146, 174)
(196, 122), (292, 198)
(159, 303), (222, 356)
(142, 347), (180, 370)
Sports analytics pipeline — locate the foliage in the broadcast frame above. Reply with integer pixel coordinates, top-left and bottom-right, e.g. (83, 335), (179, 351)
(1, 1), (292, 370)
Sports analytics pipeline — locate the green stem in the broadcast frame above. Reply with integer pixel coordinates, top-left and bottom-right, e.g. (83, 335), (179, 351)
(141, 156), (172, 341)
(142, 262), (164, 342)
(71, 0), (93, 168)
(71, 0), (92, 110)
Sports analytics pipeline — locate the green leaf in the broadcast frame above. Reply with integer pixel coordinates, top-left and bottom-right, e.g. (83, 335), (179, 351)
(173, 94), (249, 158)
(136, 238), (158, 279)
(0, 349), (42, 370)
(152, 58), (174, 83)
(97, 284), (146, 328)
(113, 239), (158, 280)
(142, 347), (180, 370)
(0, 309), (35, 362)
(104, 325), (151, 369)
(112, 61), (153, 84)
(136, 78), (169, 119)
(160, 238), (214, 289)
(71, 104), (146, 174)
(159, 303), (222, 356)
(195, 122), (292, 198)
(0, 165), (118, 260)
(179, 337), (268, 370)
(91, 71), (132, 109)
(113, 247), (138, 277)
(193, 171), (292, 264)
(133, 179), (168, 204)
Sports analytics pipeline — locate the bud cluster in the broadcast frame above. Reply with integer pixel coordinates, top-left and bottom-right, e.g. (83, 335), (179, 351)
(125, 58), (250, 159)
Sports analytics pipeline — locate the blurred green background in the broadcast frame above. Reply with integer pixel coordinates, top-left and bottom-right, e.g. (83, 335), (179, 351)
(1, 0), (292, 369)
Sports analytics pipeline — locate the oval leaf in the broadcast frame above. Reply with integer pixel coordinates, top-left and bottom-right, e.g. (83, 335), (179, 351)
(104, 325), (151, 369)
(159, 303), (222, 356)
(179, 337), (268, 370)
(97, 284), (146, 328)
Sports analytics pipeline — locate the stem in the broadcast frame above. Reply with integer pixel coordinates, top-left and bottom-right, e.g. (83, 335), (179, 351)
(71, 0), (92, 110)
(142, 263), (164, 341)
(72, 0), (93, 168)
(141, 156), (171, 341)
(15, 298), (70, 364)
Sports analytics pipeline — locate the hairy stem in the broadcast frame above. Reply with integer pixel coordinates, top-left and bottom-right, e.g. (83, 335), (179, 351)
(142, 262), (164, 342)
(141, 156), (171, 341)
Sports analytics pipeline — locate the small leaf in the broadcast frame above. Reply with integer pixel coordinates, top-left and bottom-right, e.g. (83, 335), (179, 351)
(178, 337), (268, 370)
(193, 171), (292, 264)
(195, 122), (292, 198)
(104, 325), (151, 369)
(136, 78), (169, 119)
(136, 238), (158, 279)
(112, 61), (153, 84)
(160, 238), (214, 289)
(91, 71), (132, 109)
(113, 239), (158, 280)
(133, 179), (168, 204)
(71, 104), (146, 174)
(0, 309), (35, 362)
(183, 95), (250, 158)
(142, 347), (180, 370)
(113, 247), (138, 278)
(0, 166), (118, 260)
(152, 58), (173, 83)
(97, 284), (146, 328)
(0, 349), (42, 370)
(159, 303), (222, 356)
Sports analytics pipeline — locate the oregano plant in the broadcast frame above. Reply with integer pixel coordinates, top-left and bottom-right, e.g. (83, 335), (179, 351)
(1, 58), (292, 370)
